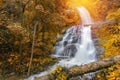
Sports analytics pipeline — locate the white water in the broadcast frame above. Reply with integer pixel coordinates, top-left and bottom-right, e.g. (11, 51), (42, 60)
(25, 6), (97, 80)
(54, 7), (96, 67)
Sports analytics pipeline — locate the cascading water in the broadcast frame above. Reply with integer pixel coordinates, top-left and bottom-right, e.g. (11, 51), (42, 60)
(25, 6), (98, 80)
(54, 7), (97, 67)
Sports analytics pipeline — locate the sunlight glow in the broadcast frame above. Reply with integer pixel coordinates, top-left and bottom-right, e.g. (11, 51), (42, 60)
(66, 0), (96, 21)
(67, 0), (91, 8)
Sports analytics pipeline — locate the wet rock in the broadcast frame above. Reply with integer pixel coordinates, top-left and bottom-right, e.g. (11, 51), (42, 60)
(93, 38), (99, 46)
(71, 37), (78, 43)
(69, 72), (96, 80)
(55, 42), (60, 46)
(61, 44), (77, 57)
(63, 41), (68, 46)
(96, 46), (105, 56)
(82, 73), (96, 80)
(66, 33), (72, 40)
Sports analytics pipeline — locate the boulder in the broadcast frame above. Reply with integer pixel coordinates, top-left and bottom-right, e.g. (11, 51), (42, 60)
(63, 41), (68, 46)
(71, 37), (78, 43)
(61, 44), (77, 57)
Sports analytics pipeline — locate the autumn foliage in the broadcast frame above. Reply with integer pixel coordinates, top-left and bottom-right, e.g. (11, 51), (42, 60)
(0, 0), (120, 79)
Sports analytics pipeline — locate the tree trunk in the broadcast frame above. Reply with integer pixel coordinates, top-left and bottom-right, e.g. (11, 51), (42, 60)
(68, 55), (120, 78)
(35, 55), (120, 80)
(27, 22), (38, 76)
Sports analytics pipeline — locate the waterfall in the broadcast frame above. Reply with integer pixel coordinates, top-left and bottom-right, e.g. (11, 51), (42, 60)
(54, 7), (97, 67)
(25, 6), (97, 80)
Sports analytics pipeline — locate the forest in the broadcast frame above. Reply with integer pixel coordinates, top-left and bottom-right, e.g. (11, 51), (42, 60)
(0, 0), (120, 80)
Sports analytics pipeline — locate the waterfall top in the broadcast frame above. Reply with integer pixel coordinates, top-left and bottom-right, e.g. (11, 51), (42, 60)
(77, 7), (93, 25)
